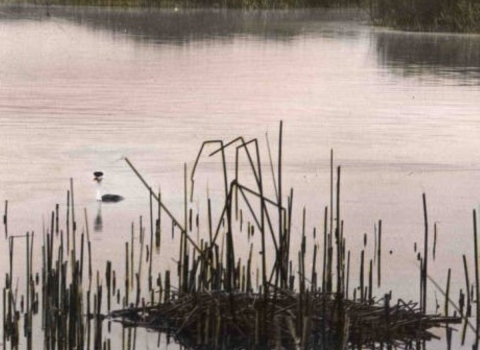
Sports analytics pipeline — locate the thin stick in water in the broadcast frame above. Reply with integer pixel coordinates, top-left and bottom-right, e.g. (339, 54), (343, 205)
(473, 209), (480, 345)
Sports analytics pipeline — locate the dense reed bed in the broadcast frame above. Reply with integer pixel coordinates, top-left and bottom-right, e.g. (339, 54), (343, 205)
(1, 123), (478, 349)
(369, 0), (480, 32)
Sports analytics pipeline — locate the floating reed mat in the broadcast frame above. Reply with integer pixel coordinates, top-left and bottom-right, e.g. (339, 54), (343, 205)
(109, 289), (461, 349)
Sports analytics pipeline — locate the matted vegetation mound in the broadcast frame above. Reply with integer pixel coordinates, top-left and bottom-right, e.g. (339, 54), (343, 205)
(110, 289), (461, 349)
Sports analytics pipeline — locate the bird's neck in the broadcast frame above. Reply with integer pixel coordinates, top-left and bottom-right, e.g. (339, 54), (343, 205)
(96, 181), (102, 201)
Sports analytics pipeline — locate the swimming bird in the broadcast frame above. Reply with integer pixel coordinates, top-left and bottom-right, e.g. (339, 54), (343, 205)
(94, 171), (124, 203)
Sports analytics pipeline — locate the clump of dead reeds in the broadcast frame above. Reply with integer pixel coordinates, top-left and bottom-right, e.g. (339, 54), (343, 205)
(113, 122), (462, 349)
(111, 288), (461, 349)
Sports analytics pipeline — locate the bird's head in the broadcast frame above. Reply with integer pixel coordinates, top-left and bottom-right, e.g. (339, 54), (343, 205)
(93, 171), (104, 183)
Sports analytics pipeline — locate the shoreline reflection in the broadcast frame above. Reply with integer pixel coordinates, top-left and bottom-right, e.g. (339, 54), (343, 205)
(374, 30), (480, 84)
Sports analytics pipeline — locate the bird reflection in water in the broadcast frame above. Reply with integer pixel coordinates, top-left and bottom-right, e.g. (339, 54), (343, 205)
(93, 171), (124, 232)
(94, 201), (103, 232)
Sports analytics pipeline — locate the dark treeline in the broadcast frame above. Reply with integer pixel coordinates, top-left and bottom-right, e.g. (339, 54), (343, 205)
(3, 0), (480, 31)
(369, 0), (480, 32)
(23, 0), (363, 9)
(3, 0), (480, 32)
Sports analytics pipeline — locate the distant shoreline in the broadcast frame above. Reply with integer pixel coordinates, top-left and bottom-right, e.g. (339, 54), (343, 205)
(0, 0), (363, 10)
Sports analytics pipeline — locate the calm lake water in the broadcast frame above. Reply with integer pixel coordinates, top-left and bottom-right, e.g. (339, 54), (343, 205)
(1, 4), (480, 349)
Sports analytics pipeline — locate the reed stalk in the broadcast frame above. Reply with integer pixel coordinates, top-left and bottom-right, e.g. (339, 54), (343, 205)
(473, 209), (480, 345)
(328, 150), (334, 295)
(368, 259), (373, 303)
(445, 268), (451, 316)
(360, 250), (364, 302)
(84, 208), (93, 282)
(149, 191), (154, 290)
(377, 220), (382, 288)
(125, 242), (129, 307)
(4, 200), (8, 238)
(336, 165), (342, 295)
(66, 191), (70, 253)
(346, 250), (350, 299)
(463, 254), (471, 317)
(70, 178), (76, 262)
(125, 157), (185, 232)
(422, 193), (428, 314)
